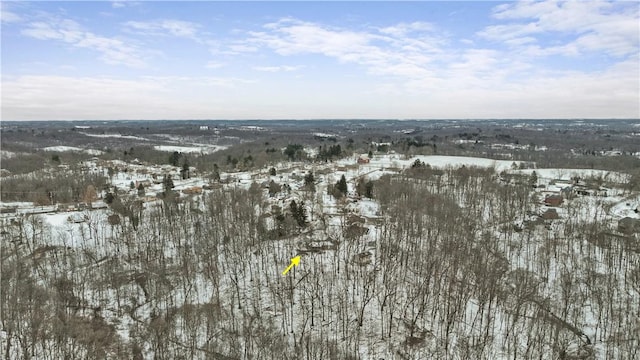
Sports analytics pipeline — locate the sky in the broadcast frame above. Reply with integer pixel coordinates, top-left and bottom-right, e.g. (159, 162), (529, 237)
(1, 1), (639, 120)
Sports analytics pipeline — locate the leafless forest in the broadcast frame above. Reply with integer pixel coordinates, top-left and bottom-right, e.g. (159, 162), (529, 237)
(1, 119), (639, 359)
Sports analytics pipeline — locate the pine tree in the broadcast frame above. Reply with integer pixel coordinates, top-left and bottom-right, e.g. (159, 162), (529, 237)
(163, 175), (174, 193)
(336, 175), (348, 195)
(530, 171), (538, 188)
(365, 181), (374, 198)
(169, 151), (181, 166)
(289, 200), (306, 227)
(304, 172), (315, 192)
(181, 160), (190, 180)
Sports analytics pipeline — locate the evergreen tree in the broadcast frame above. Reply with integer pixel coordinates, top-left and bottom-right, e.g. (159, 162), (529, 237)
(169, 151), (181, 166)
(365, 181), (374, 198)
(530, 171), (538, 188)
(181, 160), (190, 180)
(163, 175), (174, 193)
(357, 178), (374, 198)
(268, 180), (281, 197)
(289, 200), (306, 227)
(211, 163), (221, 182)
(284, 144), (303, 161)
(304, 172), (315, 191)
(336, 175), (348, 195)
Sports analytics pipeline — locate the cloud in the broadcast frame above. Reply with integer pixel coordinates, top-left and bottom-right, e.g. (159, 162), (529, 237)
(226, 43), (258, 54)
(379, 21), (434, 37)
(205, 61), (225, 69)
(21, 18), (146, 67)
(124, 19), (200, 38)
(1, 9), (23, 23)
(246, 18), (444, 80)
(4, 6), (638, 120)
(479, 0), (639, 57)
(1, 75), (258, 120)
(252, 65), (302, 72)
(111, 1), (139, 9)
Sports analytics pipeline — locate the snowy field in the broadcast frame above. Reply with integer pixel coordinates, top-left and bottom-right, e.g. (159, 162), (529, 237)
(80, 132), (149, 141)
(153, 144), (227, 154)
(42, 146), (104, 155)
(512, 168), (630, 183)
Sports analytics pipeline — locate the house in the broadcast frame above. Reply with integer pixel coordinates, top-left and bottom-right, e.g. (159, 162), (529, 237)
(541, 208), (559, 220)
(90, 201), (108, 210)
(357, 157), (370, 164)
(0, 206), (17, 214)
(544, 194), (563, 207)
(182, 186), (203, 195)
(574, 187), (593, 196)
(135, 180), (152, 188)
(618, 217), (640, 234)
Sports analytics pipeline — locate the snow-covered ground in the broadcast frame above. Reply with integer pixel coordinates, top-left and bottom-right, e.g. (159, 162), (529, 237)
(339, 154), (527, 172)
(153, 144), (226, 154)
(512, 168), (629, 183)
(42, 146), (104, 155)
(80, 132), (149, 141)
(0, 150), (18, 159)
(2, 151), (638, 359)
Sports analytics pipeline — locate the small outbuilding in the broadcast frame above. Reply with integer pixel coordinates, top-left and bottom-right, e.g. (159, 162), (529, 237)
(544, 194), (564, 207)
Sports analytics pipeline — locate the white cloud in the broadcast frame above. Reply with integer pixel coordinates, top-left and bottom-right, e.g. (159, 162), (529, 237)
(379, 21), (434, 37)
(4, 7), (638, 120)
(111, 1), (139, 9)
(1, 9), (23, 23)
(479, 0), (639, 57)
(124, 19), (200, 38)
(1, 75), (259, 120)
(21, 18), (146, 67)
(226, 43), (259, 53)
(252, 65), (302, 72)
(246, 18), (444, 80)
(205, 61), (225, 69)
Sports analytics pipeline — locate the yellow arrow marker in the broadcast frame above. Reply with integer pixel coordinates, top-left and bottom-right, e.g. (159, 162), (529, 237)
(281, 255), (301, 276)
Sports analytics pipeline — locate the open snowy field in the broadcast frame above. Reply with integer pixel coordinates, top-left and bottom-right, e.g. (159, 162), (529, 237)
(42, 146), (104, 155)
(153, 144), (227, 154)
